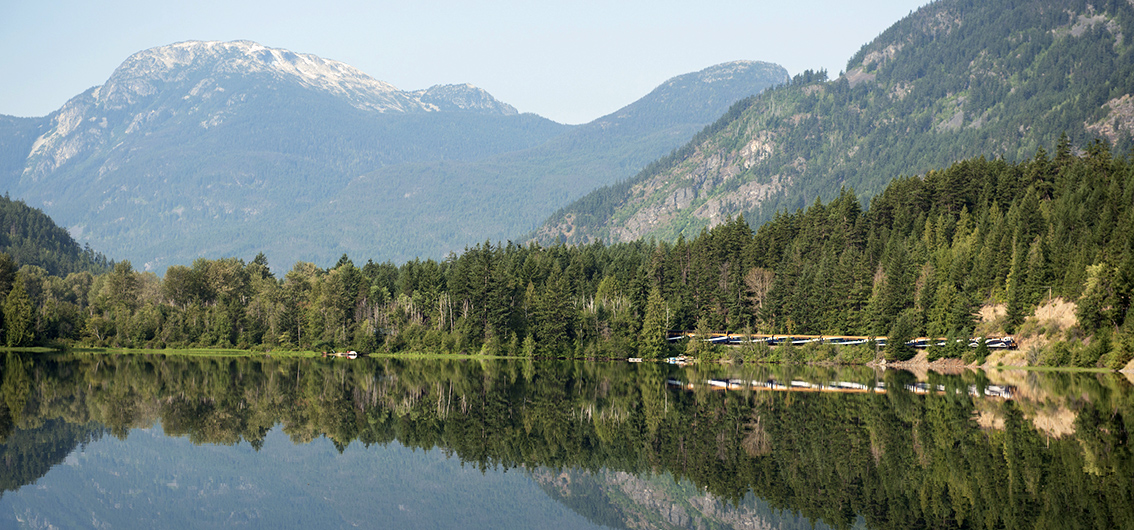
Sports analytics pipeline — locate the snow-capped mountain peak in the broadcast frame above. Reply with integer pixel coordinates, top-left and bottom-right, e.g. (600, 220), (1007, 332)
(23, 40), (520, 177)
(102, 40), (410, 112)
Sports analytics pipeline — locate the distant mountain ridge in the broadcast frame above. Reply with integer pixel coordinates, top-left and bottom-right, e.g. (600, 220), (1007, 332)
(0, 44), (786, 269)
(536, 0), (1134, 245)
(292, 60), (788, 263)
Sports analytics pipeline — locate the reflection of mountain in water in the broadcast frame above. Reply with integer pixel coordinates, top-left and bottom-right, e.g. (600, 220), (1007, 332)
(0, 351), (108, 500)
(0, 419), (106, 499)
(3, 425), (609, 529)
(533, 468), (843, 530)
(0, 354), (1131, 529)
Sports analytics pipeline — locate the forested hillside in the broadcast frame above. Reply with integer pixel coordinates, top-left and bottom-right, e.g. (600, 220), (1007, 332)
(1, 145), (1130, 369)
(0, 195), (109, 276)
(537, 0), (1134, 246)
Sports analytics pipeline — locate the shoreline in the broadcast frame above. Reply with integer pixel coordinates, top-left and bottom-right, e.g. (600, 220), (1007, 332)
(21, 346), (1130, 375)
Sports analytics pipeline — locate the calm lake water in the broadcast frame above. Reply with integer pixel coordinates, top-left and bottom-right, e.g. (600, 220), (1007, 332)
(0, 353), (1130, 529)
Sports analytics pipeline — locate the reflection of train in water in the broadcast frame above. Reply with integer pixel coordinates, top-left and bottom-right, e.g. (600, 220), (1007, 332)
(666, 378), (1015, 400)
(667, 333), (1018, 350)
(322, 350), (362, 359)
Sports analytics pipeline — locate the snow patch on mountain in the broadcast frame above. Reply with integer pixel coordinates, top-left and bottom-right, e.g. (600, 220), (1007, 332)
(20, 40), (518, 179)
(101, 40), (414, 113)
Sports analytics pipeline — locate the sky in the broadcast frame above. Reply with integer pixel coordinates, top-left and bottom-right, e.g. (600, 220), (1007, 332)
(1, 0), (931, 125)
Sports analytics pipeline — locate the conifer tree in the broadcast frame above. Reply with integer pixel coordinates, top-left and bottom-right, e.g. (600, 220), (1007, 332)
(535, 266), (573, 350)
(1005, 241), (1028, 332)
(885, 309), (918, 362)
(639, 285), (668, 359)
(869, 234), (913, 335)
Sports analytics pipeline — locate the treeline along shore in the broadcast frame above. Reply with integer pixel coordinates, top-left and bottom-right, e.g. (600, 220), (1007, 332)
(0, 140), (1131, 369)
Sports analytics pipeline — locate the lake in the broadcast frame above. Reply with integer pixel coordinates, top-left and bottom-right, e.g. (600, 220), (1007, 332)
(0, 353), (1131, 529)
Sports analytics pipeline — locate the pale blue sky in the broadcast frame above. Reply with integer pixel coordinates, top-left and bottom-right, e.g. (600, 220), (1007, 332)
(1, 0), (931, 124)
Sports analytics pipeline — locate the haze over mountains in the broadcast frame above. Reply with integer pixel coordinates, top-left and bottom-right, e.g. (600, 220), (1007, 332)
(0, 41), (787, 270)
(537, 0), (1134, 245)
(294, 60), (788, 263)
(4, 0), (1133, 273)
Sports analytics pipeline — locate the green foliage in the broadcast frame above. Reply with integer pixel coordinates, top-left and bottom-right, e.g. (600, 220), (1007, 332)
(3, 276), (33, 347)
(639, 286), (669, 359)
(964, 336), (991, 365)
(884, 309), (918, 362)
(928, 328), (970, 361)
(1101, 332), (1134, 369)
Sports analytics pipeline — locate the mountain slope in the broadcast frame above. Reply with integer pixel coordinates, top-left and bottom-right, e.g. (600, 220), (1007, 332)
(0, 194), (110, 276)
(0, 40), (566, 270)
(537, 0), (1134, 244)
(0, 116), (47, 184)
(291, 61), (788, 263)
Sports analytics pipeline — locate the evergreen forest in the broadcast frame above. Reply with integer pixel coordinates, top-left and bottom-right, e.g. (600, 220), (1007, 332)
(0, 195), (110, 278)
(0, 142), (1130, 369)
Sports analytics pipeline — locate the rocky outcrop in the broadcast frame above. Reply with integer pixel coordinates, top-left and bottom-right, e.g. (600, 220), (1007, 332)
(605, 130), (792, 242)
(1086, 94), (1134, 145)
(415, 83), (517, 115)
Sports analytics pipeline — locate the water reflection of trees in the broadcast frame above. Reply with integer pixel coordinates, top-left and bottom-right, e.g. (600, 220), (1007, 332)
(1, 353), (1132, 529)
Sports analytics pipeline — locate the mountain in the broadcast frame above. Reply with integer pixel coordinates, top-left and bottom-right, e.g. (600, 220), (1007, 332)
(0, 42), (786, 270)
(288, 60), (788, 262)
(536, 0), (1134, 245)
(0, 40), (567, 271)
